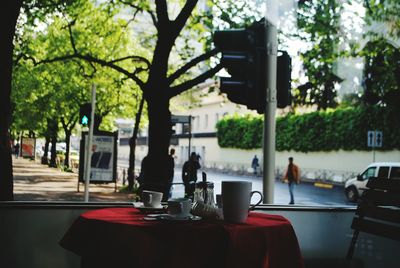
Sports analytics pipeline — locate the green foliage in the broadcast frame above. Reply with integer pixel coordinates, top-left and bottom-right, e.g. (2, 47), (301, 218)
(364, 0), (400, 38)
(12, 0), (143, 135)
(360, 38), (400, 107)
(217, 107), (400, 152)
(361, 1), (400, 108)
(294, 0), (344, 110)
(216, 114), (263, 149)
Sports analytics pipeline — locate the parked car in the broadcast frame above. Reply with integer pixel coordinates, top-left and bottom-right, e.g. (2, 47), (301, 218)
(344, 162), (400, 202)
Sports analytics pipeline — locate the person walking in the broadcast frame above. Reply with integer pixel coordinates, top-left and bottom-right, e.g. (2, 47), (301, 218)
(283, 157), (300, 204)
(251, 155), (259, 176)
(182, 152), (201, 199)
(167, 148), (176, 198)
(14, 143), (20, 159)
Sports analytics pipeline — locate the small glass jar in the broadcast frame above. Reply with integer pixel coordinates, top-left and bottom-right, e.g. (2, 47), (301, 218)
(194, 181), (215, 207)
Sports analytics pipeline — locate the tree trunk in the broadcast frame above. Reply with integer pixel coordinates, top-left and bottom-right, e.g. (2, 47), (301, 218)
(49, 120), (58, 168)
(49, 134), (57, 168)
(41, 136), (50, 165)
(64, 129), (71, 168)
(0, 0), (23, 201)
(127, 97), (145, 191)
(142, 95), (173, 201)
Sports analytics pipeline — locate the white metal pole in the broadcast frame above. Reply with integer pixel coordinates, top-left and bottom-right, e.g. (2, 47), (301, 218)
(373, 130), (376, 162)
(263, 20), (277, 204)
(84, 84), (96, 202)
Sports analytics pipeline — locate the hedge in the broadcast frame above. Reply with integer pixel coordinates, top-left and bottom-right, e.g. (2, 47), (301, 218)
(216, 106), (400, 152)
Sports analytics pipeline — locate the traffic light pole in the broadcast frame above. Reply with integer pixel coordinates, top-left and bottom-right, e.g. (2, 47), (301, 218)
(84, 84), (96, 202)
(263, 20), (277, 204)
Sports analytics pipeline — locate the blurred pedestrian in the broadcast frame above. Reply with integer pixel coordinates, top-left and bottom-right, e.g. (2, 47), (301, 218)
(251, 155), (259, 176)
(167, 148), (176, 198)
(182, 152), (201, 199)
(283, 157), (300, 204)
(14, 143), (20, 159)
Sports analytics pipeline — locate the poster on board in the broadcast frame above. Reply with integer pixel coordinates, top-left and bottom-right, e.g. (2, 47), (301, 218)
(21, 137), (36, 158)
(79, 131), (117, 183)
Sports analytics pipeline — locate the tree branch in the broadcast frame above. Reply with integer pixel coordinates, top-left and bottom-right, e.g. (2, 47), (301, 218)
(60, 117), (67, 130)
(169, 63), (223, 98)
(36, 53), (145, 89)
(167, 48), (218, 85)
(62, 14), (147, 87)
(109, 55), (150, 67)
(66, 19), (78, 53)
(156, 0), (169, 25)
(173, 0), (198, 36)
(118, 0), (158, 28)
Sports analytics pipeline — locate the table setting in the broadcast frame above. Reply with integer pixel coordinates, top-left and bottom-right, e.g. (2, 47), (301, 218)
(60, 178), (304, 268)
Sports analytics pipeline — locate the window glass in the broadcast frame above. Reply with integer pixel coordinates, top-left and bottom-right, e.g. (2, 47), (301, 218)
(196, 116), (200, 130)
(377, 167), (389, 178)
(361, 167), (376, 180)
(8, 2), (399, 209)
(389, 167), (400, 179)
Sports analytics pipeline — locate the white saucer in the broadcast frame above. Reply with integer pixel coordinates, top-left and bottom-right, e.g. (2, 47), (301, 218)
(144, 213), (202, 221)
(138, 204), (164, 209)
(133, 202), (164, 211)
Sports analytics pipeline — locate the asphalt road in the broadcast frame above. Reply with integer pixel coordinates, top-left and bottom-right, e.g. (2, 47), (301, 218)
(169, 170), (353, 207)
(118, 158), (354, 207)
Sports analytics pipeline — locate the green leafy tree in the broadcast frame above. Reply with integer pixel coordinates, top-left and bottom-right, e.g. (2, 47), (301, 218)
(294, 0), (344, 110)
(364, 0), (400, 38)
(360, 39), (400, 106)
(30, 0), (223, 198)
(361, 1), (400, 108)
(13, 6), (139, 168)
(0, 0), (75, 200)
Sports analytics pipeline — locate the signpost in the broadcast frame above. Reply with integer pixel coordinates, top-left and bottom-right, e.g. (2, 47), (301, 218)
(21, 137), (36, 159)
(171, 115), (192, 159)
(78, 131), (118, 191)
(367, 130), (383, 162)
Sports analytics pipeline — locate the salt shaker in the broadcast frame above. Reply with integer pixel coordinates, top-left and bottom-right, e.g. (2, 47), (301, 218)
(194, 172), (215, 207)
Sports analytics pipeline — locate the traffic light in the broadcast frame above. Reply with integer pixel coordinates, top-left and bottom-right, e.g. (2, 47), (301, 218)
(213, 20), (292, 113)
(213, 19), (266, 113)
(79, 103), (91, 126)
(277, 51), (292, 108)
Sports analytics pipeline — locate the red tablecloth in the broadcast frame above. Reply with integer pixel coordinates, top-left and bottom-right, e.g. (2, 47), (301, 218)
(60, 208), (303, 268)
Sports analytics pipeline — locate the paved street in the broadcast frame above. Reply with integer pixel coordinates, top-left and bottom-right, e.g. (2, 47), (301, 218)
(168, 170), (353, 207)
(118, 157), (353, 206)
(12, 157), (354, 206)
(13, 157), (131, 202)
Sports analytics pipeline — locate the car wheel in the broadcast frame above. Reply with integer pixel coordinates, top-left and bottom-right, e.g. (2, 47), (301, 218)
(345, 187), (358, 203)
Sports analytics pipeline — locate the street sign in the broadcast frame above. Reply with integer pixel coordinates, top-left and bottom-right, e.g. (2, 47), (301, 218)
(367, 130), (383, 148)
(375, 131), (383, 147)
(171, 115), (191, 124)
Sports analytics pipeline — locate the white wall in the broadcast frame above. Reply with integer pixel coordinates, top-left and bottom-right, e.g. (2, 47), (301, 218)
(134, 136), (400, 182)
(170, 137), (400, 182)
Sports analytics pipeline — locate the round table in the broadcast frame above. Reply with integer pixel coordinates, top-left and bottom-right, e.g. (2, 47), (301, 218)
(60, 208), (304, 268)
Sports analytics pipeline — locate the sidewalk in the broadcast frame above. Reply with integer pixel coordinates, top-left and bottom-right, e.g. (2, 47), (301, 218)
(13, 157), (131, 202)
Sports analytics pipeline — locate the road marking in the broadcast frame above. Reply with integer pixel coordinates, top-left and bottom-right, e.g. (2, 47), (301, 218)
(314, 182), (333, 189)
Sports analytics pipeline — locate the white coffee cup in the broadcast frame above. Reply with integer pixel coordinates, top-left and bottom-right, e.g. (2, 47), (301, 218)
(142, 190), (163, 208)
(222, 181), (263, 223)
(167, 198), (192, 218)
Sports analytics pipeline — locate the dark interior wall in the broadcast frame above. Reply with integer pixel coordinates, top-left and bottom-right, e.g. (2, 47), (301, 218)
(0, 203), (397, 268)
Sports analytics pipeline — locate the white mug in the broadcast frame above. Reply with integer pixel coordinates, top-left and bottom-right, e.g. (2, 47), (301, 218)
(167, 198), (192, 218)
(142, 190), (163, 208)
(222, 181), (263, 223)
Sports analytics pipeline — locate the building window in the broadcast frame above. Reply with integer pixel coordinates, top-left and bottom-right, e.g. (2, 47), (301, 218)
(196, 116), (200, 130)
(204, 114), (208, 129)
